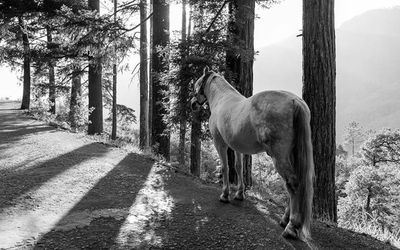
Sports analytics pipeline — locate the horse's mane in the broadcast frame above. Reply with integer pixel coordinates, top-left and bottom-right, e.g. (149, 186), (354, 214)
(199, 71), (216, 94)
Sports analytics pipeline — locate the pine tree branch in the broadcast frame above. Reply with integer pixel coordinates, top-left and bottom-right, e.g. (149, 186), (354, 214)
(205, 0), (229, 33)
(123, 12), (153, 32)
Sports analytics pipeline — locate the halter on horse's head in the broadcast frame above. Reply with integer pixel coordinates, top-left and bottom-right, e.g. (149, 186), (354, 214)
(191, 66), (215, 111)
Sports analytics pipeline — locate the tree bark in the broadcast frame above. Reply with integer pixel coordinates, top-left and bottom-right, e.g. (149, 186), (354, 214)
(47, 27), (56, 114)
(189, 3), (203, 176)
(139, 0), (149, 149)
(19, 16), (31, 110)
(190, 110), (201, 177)
(88, 0), (103, 135)
(111, 0), (117, 140)
(365, 186), (372, 213)
(111, 64), (117, 139)
(302, 0), (337, 222)
(225, 0), (255, 188)
(148, 0), (153, 150)
(151, 0), (170, 160)
(69, 65), (81, 129)
(178, 0), (188, 166)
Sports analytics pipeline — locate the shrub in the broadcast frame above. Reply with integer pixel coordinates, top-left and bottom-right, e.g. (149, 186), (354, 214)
(338, 163), (400, 245)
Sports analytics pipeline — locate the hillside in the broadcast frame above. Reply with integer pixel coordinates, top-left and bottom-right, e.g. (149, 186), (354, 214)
(254, 7), (400, 142)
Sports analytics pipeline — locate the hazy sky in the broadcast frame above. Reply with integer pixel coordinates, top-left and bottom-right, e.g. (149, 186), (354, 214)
(256, 0), (400, 48)
(1, 0), (400, 103)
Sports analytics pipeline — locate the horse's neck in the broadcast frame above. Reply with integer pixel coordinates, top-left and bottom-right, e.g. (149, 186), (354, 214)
(205, 76), (244, 109)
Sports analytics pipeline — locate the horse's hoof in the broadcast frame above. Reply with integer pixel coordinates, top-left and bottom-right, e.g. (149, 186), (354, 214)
(279, 219), (288, 228)
(282, 224), (299, 239)
(233, 191), (244, 201)
(219, 194), (230, 203)
(279, 214), (289, 228)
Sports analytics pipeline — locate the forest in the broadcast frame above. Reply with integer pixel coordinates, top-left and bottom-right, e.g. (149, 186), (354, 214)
(0, 0), (399, 248)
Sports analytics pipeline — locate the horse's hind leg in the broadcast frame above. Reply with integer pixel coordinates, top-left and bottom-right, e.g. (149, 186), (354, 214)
(282, 178), (303, 239)
(280, 203), (290, 228)
(270, 145), (302, 239)
(234, 151), (244, 201)
(214, 137), (230, 202)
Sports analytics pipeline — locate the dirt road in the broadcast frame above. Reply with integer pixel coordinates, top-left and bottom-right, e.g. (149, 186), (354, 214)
(0, 101), (397, 250)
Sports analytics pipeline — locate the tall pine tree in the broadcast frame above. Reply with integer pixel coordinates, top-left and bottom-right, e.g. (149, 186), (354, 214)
(139, 0), (149, 149)
(46, 27), (56, 114)
(302, 0), (337, 222)
(87, 0), (103, 135)
(151, 0), (170, 159)
(19, 16), (31, 110)
(178, 0), (189, 166)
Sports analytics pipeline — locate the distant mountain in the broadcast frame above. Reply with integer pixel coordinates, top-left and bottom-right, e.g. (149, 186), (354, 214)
(254, 7), (400, 143)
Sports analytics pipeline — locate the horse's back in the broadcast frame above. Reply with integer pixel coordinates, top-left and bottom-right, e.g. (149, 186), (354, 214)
(250, 90), (301, 108)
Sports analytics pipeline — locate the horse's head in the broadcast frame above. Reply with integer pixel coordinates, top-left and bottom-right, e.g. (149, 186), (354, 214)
(191, 66), (214, 111)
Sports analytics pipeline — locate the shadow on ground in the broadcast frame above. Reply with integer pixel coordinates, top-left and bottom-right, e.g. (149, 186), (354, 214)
(32, 159), (312, 250)
(33, 164), (399, 250)
(34, 153), (154, 249)
(0, 102), (55, 152)
(0, 143), (111, 211)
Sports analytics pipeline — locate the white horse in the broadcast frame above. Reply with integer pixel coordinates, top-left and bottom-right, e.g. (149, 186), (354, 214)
(191, 67), (314, 240)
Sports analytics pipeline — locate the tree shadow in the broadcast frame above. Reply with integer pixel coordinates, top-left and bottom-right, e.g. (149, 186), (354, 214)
(0, 143), (111, 211)
(0, 125), (55, 151)
(30, 160), (313, 249)
(138, 174), (309, 250)
(24, 157), (395, 250)
(0, 109), (55, 151)
(33, 153), (154, 249)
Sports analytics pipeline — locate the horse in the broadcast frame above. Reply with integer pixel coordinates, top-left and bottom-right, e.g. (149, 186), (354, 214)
(190, 66), (315, 241)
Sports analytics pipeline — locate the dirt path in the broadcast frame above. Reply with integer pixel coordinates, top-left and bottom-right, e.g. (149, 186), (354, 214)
(0, 101), (397, 250)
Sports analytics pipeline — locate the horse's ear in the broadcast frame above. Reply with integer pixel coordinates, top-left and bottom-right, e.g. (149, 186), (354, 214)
(203, 66), (210, 75)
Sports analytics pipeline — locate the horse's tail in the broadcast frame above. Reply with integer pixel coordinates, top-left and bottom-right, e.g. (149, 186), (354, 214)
(293, 99), (314, 240)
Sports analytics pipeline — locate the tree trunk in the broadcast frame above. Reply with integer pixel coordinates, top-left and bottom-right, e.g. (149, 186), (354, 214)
(225, 0), (255, 188)
(190, 110), (201, 177)
(111, 64), (117, 139)
(148, 0), (153, 151)
(178, 0), (188, 166)
(19, 16), (31, 110)
(365, 186), (372, 213)
(69, 65), (81, 129)
(151, 0), (170, 160)
(303, 0), (337, 222)
(88, 0), (103, 135)
(111, 0), (118, 140)
(48, 66), (56, 114)
(139, 0), (149, 149)
(47, 27), (56, 114)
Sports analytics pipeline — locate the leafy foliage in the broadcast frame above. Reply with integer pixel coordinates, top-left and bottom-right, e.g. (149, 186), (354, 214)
(339, 164), (400, 235)
(337, 128), (400, 246)
(252, 153), (287, 205)
(361, 128), (400, 166)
